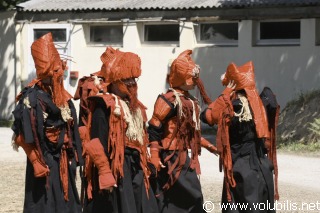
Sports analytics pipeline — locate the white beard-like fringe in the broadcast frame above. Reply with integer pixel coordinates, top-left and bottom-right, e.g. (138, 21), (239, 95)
(234, 94), (253, 122)
(169, 88), (184, 118)
(120, 99), (145, 145)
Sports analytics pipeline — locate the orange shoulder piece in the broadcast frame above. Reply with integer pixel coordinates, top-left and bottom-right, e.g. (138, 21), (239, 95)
(149, 95), (174, 128)
(162, 90), (176, 103)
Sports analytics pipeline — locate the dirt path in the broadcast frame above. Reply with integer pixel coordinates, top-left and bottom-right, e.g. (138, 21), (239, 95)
(1, 127), (319, 212)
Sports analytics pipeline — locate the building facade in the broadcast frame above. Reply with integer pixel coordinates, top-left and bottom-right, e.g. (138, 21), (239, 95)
(1, 0), (320, 120)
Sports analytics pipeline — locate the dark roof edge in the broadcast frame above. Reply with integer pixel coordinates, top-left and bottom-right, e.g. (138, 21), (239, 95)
(15, 6), (320, 22)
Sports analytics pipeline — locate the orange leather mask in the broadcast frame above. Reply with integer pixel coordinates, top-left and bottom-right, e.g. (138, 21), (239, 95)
(222, 61), (269, 138)
(169, 49), (199, 88)
(100, 47), (141, 85)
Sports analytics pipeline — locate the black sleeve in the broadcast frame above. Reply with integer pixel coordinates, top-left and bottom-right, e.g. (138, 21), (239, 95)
(147, 123), (164, 142)
(200, 108), (208, 124)
(90, 100), (110, 154)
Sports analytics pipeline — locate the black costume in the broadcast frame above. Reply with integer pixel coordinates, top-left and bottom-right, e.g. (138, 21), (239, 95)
(201, 61), (278, 213)
(220, 98), (275, 213)
(82, 99), (158, 213)
(79, 47), (159, 213)
(12, 86), (83, 213)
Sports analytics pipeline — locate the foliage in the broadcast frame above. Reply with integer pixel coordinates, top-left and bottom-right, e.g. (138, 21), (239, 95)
(308, 118), (320, 138)
(285, 89), (320, 109)
(0, 0), (28, 11)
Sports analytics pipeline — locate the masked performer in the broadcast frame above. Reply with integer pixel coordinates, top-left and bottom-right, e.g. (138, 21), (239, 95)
(74, 49), (109, 127)
(147, 50), (217, 213)
(201, 61), (279, 213)
(11, 32), (83, 213)
(81, 47), (159, 213)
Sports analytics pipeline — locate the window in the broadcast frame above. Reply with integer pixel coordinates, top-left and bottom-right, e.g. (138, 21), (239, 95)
(90, 25), (123, 45)
(34, 29), (67, 42)
(316, 19), (320, 45)
(144, 24), (179, 42)
(196, 22), (238, 46)
(256, 20), (300, 46)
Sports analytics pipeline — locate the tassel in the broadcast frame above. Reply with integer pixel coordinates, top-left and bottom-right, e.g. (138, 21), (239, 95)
(190, 99), (201, 130)
(169, 88), (184, 118)
(112, 94), (121, 116)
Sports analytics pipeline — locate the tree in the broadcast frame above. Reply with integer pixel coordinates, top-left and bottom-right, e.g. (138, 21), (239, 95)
(0, 0), (28, 11)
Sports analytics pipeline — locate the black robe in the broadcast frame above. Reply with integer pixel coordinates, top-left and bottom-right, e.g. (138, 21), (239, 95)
(151, 150), (205, 213)
(220, 99), (275, 213)
(12, 86), (83, 213)
(82, 100), (159, 213)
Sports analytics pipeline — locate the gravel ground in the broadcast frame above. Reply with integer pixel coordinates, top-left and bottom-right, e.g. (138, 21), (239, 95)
(1, 127), (319, 213)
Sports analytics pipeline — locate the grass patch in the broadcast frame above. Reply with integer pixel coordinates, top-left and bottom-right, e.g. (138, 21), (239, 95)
(278, 141), (320, 157)
(0, 120), (13, 127)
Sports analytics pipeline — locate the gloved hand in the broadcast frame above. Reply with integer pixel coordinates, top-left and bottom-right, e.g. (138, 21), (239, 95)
(14, 134), (50, 177)
(222, 80), (236, 97)
(149, 141), (165, 172)
(200, 137), (219, 156)
(84, 138), (116, 191)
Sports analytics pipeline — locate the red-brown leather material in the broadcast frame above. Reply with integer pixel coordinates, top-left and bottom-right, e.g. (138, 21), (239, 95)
(88, 94), (125, 181)
(149, 141), (162, 171)
(244, 88), (269, 138)
(79, 126), (90, 144)
(221, 61), (269, 139)
(31, 32), (59, 79)
(60, 147), (69, 200)
(74, 74), (108, 126)
(222, 61), (256, 90)
(148, 91), (179, 150)
(99, 172), (116, 191)
(169, 50), (196, 87)
(45, 127), (69, 144)
(210, 94), (236, 202)
(161, 117), (179, 150)
(150, 89), (202, 192)
(222, 87), (234, 97)
(45, 127), (60, 143)
(207, 96), (226, 125)
(29, 32), (72, 107)
(149, 97), (173, 128)
(204, 108), (214, 126)
(200, 137), (218, 154)
(84, 138), (116, 190)
(100, 47), (141, 84)
(15, 134), (49, 177)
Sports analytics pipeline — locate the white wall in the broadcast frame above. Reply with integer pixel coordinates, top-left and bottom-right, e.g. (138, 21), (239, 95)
(193, 19), (320, 112)
(13, 18), (320, 120)
(0, 11), (17, 120)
